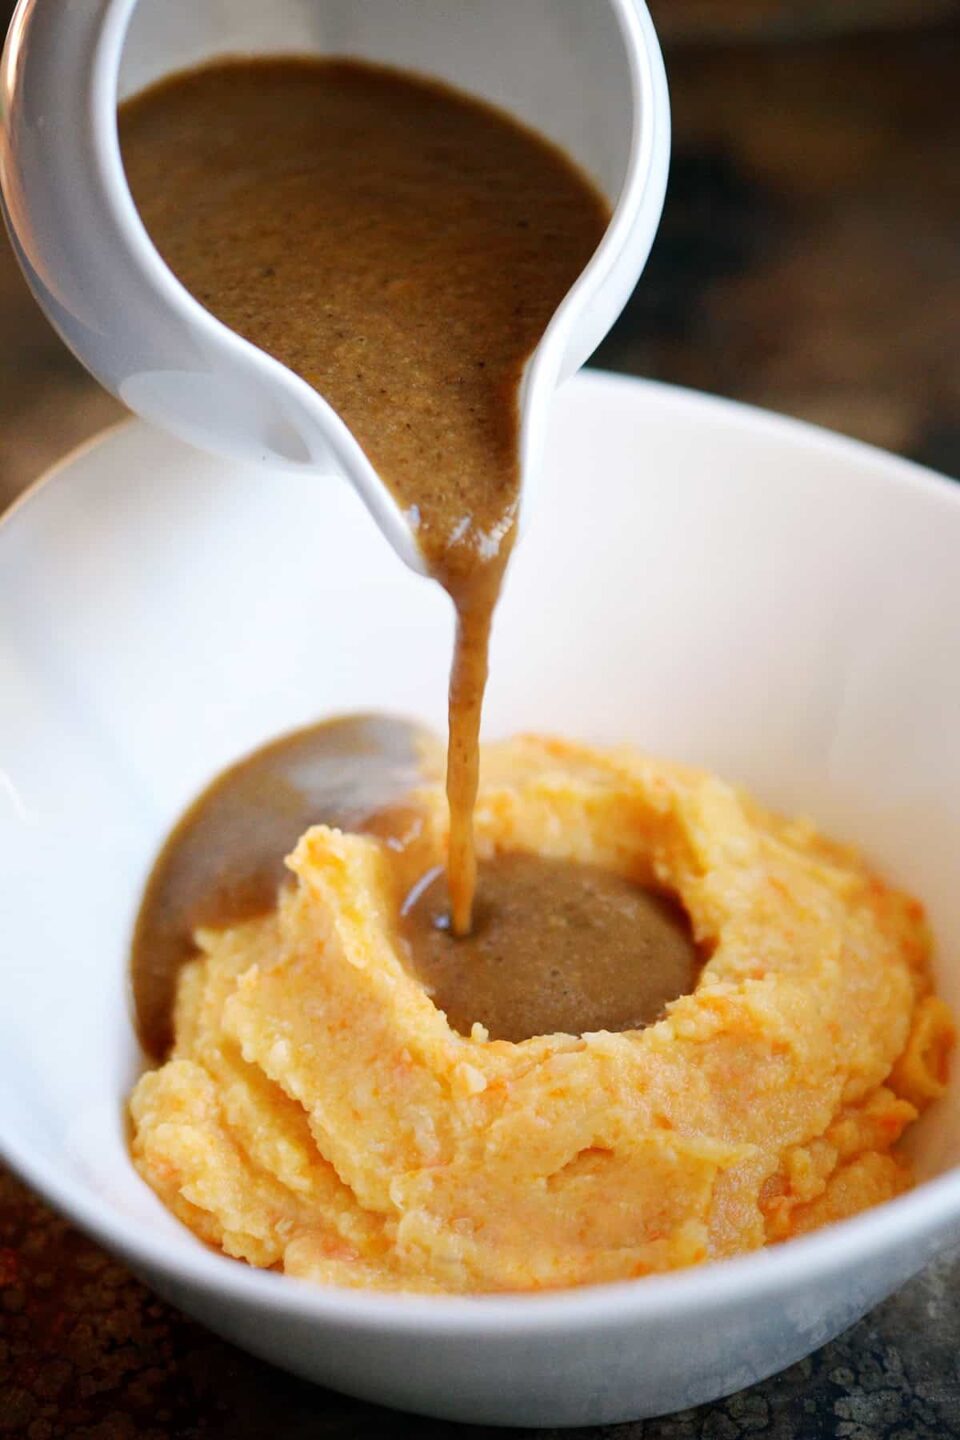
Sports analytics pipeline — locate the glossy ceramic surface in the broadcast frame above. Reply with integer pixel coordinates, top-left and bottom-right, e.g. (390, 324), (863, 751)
(1, 374), (959, 1426)
(0, 0), (670, 572)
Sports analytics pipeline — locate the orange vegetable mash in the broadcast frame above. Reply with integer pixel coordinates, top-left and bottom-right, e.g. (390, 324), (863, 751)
(129, 737), (953, 1292)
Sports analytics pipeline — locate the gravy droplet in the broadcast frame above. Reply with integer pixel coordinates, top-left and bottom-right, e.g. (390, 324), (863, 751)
(399, 852), (702, 1042)
(131, 714), (429, 1059)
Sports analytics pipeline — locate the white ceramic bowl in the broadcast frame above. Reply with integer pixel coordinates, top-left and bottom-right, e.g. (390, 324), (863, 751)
(1, 372), (959, 1428)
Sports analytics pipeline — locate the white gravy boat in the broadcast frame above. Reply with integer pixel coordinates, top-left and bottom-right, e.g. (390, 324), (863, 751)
(0, 0), (669, 575)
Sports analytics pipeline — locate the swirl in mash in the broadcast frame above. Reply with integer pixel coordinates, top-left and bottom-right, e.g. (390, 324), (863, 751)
(130, 737), (953, 1292)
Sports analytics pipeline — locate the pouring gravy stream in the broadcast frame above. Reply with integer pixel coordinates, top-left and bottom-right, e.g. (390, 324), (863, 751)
(123, 59), (700, 1053)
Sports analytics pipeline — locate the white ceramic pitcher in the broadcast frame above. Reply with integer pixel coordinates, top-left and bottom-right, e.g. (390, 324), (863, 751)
(0, 0), (670, 574)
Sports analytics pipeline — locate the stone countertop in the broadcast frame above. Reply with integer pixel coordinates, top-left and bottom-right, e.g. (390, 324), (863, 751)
(1, 21), (959, 1440)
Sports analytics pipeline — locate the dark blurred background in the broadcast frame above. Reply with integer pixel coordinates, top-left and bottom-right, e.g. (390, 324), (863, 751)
(1, 0), (959, 514)
(2, 5), (960, 1438)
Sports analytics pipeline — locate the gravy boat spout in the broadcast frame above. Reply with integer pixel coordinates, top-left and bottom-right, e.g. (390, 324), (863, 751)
(0, 0), (669, 576)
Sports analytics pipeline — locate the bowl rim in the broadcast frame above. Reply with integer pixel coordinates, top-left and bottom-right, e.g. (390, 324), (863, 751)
(2, 370), (959, 1336)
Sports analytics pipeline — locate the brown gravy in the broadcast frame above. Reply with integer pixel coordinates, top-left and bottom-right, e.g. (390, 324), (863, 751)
(119, 58), (610, 934)
(133, 716), (701, 1055)
(400, 852), (700, 1043)
(132, 714), (427, 1059)
(121, 62), (698, 1059)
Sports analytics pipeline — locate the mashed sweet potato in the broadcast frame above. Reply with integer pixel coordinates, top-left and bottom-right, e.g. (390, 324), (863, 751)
(130, 736), (953, 1292)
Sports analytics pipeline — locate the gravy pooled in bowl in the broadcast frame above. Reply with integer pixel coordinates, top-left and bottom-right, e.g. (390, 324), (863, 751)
(401, 851), (699, 1043)
(120, 58), (610, 934)
(132, 716), (701, 1057)
(131, 714), (429, 1060)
